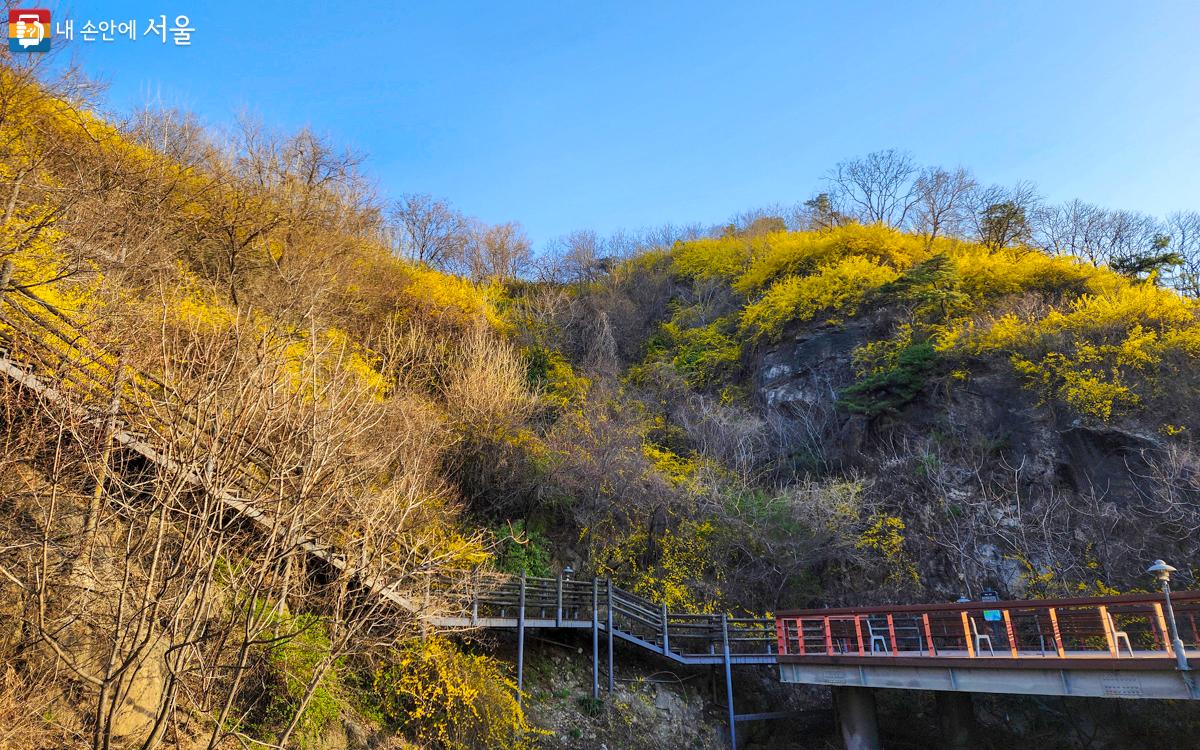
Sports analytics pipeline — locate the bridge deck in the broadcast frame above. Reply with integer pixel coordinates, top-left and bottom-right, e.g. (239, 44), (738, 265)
(775, 593), (1200, 699)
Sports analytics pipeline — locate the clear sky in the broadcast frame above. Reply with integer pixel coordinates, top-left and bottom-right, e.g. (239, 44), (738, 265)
(40, 1), (1200, 247)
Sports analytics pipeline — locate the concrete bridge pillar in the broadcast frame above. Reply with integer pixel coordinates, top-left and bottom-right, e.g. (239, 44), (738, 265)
(935, 691), (977, 749)
(834, 687), (882, 750)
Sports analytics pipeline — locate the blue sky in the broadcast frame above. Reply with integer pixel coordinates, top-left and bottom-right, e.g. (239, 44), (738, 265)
(41, 1), (1200, 247)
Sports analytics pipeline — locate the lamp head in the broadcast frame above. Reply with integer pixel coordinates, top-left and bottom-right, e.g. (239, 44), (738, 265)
(1147, 559), (1177, 582)
(562, 565), (574, 580)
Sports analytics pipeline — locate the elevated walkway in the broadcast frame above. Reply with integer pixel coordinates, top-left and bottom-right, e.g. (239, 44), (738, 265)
(775, 593), (1200, 700)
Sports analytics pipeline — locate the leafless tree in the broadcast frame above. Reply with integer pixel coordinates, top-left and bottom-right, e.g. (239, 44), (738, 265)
(910, 166), (976, 245)
(1034, 201), (1166, 268)
(1097, 209), (1164, 264)
(388, 193), (470, 269)
(723, 205), (788, 237)
(826, 149), (919, 227)
(537, 228), (607, 284)
(1166, 211), (1200, 296)
(167, 115), (372, 308)
(457, 221), (532, 282)
(1033, 199), (1106, 259)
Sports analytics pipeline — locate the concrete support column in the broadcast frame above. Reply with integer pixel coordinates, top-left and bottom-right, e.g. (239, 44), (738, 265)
(834, 687), (882, 750)
(934, 691), (977, 750)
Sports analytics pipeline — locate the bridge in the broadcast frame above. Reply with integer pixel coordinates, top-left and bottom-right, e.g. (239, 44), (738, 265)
(775, 591), (1200, 748)
(0, 262), (1197, 750)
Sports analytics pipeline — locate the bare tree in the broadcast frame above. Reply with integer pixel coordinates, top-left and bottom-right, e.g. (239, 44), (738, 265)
(1034, 201), (1168, 270)
(1166, 211), (1200, 296)
(173, 116), (370, 307)
(910, 166), (976, 246)
(1033, 199), (1106, 259)
(537, 228), (607, 284)
(458, 221), (532, 282)
(388, 193), (469, 268)
(826, 149), (919, 227)
(723, 205), (788, 237)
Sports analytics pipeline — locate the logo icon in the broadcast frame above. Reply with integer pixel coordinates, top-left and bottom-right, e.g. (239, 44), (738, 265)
(8, 9), (50, 53)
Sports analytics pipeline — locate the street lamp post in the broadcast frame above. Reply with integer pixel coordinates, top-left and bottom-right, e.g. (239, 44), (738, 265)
(1147, 560), (1191, 672)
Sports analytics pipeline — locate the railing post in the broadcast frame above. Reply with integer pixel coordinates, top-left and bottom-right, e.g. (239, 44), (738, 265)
(661, 603), (670, 656)
(1047, 607), (1065, 657)
(798, 618), (806, 656)
(1153, 602), (1173, 656)
(823, 617), (833, 655)
(922, 613), (936, 656)
(960, 611), (976, 658)
(886, 613), (898, 656)
(517, 572), (526, 706)
(556, 573), (563, 627)
(775, 617), (787, 656)
(854, 615), (864, 655)
(1098, 605), (1118, 658)
(606, 577), (614, 692)
(591, 577), (599, 700)
(1002, 610), (1019, 658)
(721, 613), (736, 750)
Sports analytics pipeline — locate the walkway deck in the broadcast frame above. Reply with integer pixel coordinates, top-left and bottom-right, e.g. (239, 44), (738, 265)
(775, 593), (1200, 699)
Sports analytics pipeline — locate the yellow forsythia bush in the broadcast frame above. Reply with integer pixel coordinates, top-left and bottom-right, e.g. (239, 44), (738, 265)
(739, 255), (900, 338)
(372, 638), (540, 750)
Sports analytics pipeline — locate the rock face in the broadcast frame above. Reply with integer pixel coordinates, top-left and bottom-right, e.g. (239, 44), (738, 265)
(755, 320), (874, 471)
(749, 318), (1178, 596)
(1057, 424), (1162, 500)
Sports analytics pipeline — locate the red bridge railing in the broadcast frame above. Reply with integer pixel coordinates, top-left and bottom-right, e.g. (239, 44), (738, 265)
(776, 591), (1200, 666)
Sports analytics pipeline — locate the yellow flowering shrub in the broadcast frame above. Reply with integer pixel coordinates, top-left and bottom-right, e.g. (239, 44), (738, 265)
(596, 520), (721, 612)
(672, 235), (753, 281)
(662, 221), (1200, 422)
(525, 346), (590, 410)
(733, 223), (925, 294)
(372, 638), (539, 750)
(946, 283), (1200, 421)
(856, 514), (918, 585)
(166, 269), (239, 331)
(642, 444), (707, 491)
(399, 266), (506, 331)
(740, 255), (900, 338)
(950, 244), (1115, 301)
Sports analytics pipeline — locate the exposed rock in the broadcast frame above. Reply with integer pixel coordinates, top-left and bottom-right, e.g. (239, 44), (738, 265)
(1057, 424), (1162, 502)
(749, 314), (1179, 596)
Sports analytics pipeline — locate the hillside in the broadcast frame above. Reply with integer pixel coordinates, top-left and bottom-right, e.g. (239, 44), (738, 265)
(0, 66), (537, 749)
(2, 61), (1200, 750)
(620, 223), (1200, 602)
